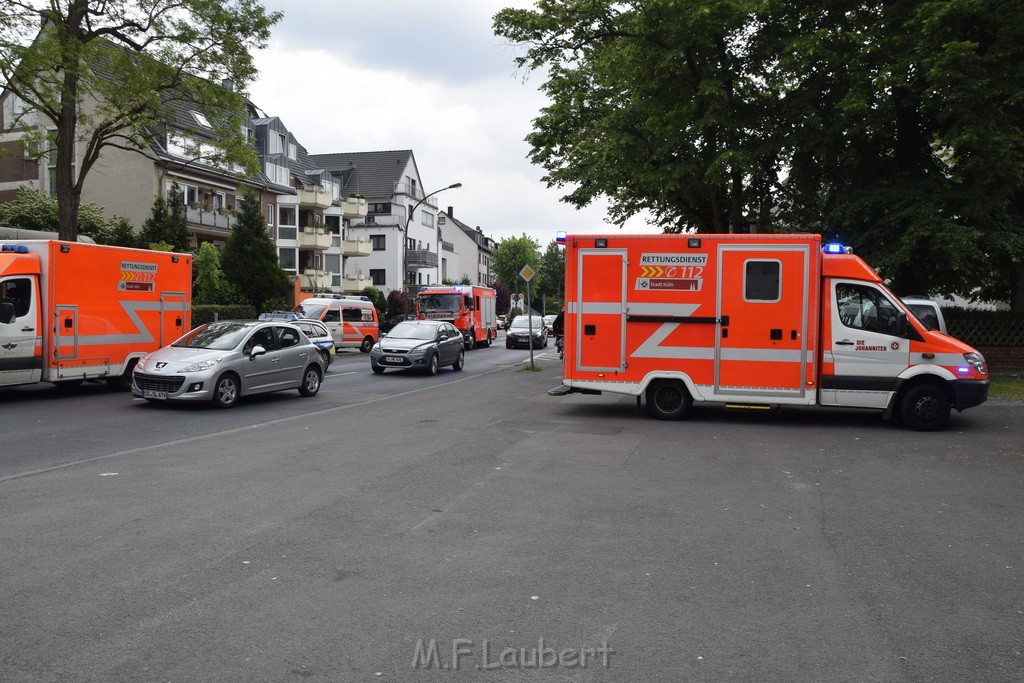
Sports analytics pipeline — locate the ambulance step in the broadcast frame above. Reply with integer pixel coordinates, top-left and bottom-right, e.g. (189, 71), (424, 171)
(724, 403), (778, 413)
(548, 385), (602, 397)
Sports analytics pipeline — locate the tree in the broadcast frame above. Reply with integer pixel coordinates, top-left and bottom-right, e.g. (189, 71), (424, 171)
(100, 216), (140, 248)
(538, 240), (565, 303)
(385, 290), (411, 318)
(220, 189), (290, 312)
(192, 241), (239, 305)
(0, 185), (109, 238)
(0, 0), (282, 241)
(360, 287), (387, 322)
(490, 234), (541, 292)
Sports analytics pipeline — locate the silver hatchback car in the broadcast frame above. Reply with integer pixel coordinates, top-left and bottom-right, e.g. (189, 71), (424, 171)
(132, 320), (324, 408)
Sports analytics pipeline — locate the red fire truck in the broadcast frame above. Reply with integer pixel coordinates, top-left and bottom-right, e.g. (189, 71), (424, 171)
(551, 233), (988, 431)
(416, 285), (498, 349)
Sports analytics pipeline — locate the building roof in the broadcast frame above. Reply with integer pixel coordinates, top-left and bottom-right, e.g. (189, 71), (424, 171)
(442, 208), (493, 251)
(308, 150), (415, 199)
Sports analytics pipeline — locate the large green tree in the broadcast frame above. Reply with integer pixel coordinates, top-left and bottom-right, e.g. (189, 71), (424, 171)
(221, 189), (290, 312)
(490, 234), (541, 293)
(537, 240), (565, 303)
(0, 0), (281, 241)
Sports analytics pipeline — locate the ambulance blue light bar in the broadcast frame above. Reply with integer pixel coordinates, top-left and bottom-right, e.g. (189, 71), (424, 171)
(556, 230), (566, 245)
(1, 244), (29, 253)
(823, 242), (851, 254)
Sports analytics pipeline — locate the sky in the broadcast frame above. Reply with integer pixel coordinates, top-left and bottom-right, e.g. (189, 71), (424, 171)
(247, 0), (660, 247)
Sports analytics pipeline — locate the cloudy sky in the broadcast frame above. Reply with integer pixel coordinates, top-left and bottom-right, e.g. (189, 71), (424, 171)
(247, 0), (660, 246)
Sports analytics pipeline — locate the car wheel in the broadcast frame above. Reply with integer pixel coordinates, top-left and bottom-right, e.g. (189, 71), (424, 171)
(425, 354), (439, 376)
(319, 349), (332, 369)
(465, 330), (474, 351)
(452, 349), (465, 371)
(899, 383), (950, 431)
(299, 366), (322, 397)
(106, 358), (138, 391)
(212, 373), (240, 409)
(485, 331), (492, 347)
(360, 336), (374, 353)
(543, 336), (548, 348)
(506, 341), (513, 349)
(371, 363), (385, 375)
(645, 380), (692, 420)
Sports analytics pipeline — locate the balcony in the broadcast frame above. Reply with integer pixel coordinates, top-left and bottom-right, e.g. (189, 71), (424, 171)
(186, 206), (235, 232)
(407, 249), (439, 268)
(298, 226), (332, 251)
(298, 186), (333, 209)
(342, 196), (368, 218)
(341, 236), (372, 257)
(299, 269), (331, 291)
(342, 273), (372, 291)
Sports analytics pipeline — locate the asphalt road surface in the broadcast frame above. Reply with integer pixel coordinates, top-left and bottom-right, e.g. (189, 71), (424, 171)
(1, 343), (1021, 682)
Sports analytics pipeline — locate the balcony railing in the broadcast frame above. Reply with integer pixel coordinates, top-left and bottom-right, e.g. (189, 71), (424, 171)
(298, 226), (332, 251)
(342, 273), (372, 291)
(298, 186), (333, 209)
(341, 236), (372, 257)
(342, 197), (368, 218)
(299, 269), (332, 291)
(186, 206), (235, 231)
(407, 249), (438, 268)
(351, 215), (403, 228)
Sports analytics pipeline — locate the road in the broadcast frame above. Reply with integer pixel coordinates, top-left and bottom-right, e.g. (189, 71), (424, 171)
(1, 338), (1022, 682)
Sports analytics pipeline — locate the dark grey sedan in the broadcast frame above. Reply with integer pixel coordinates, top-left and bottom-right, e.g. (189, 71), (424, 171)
(370, 320), (465, 375)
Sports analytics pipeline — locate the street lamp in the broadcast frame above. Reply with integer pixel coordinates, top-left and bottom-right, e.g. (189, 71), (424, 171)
(402, 182), (462, 295)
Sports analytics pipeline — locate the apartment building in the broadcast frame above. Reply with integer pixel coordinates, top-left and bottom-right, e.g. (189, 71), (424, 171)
(438, 207), (496, 286)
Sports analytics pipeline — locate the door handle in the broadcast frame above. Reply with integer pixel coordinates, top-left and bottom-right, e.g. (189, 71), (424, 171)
(22, 327), (35, 332)
(835, 339), (855, 346)
(272, 357), (281, 363)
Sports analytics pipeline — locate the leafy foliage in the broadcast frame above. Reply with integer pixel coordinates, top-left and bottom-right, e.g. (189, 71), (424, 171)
(193, 242), (240, 305)
(490, 234), (541, 292)
(140, 186), (192, 252)
(0, 186), (112, 239)
(386, 290), (411, 318)
(360, 287), (387, 321)
(220, 189), (290, 312)
(0, 0), (282, 240)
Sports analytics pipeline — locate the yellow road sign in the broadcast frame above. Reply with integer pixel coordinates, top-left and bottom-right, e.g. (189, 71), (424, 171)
(519, 264), (536, 281)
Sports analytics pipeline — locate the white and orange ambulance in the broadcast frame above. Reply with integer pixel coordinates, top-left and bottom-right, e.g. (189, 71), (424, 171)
(292, 295), (379, 353)
(0, 240), (192, 390)
(551, 233), (989, 430)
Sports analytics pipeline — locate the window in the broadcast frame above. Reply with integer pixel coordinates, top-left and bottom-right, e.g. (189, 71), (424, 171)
(278, 248), (297, 272)
(287, 142), (297, 160)
(370, 235), (386, 251)
(323, 308), (340, 323)
(421, 211), (434, 228)
(0, 277), (32, 318)
(266, 204), (275, 235)
(212, 192), (225, 210)
(191, 111), (212, 128)
(277, 326), (301, 348)
(370, 269), (386, 285)
(278, 206), (297, 240)
(369, 202), (390, 214)
(836, 283), (902, 335)
(744, 260), (781, 302)
(243, 327), (276, 355)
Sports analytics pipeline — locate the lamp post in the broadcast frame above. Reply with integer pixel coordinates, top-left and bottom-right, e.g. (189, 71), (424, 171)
(402, 182), (462, 297)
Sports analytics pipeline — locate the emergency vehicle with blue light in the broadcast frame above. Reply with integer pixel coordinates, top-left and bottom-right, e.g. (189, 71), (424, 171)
(0, 240), (192, 390)
(415, 285), (498, 349)
(551, 233), (988, 430)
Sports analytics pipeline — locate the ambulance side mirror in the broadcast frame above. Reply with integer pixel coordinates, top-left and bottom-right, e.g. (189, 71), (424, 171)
(0, 301), (15, 324)
(896, 312), (910, 338)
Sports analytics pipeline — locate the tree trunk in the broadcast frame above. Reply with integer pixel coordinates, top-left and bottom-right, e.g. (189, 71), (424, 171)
(56, 1), (87, 242)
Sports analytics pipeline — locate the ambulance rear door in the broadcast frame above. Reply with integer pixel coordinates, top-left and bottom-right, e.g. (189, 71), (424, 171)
(575, 249), (627, 372)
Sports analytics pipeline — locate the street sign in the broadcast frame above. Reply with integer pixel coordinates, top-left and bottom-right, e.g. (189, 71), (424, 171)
(519, 264), (536, 282)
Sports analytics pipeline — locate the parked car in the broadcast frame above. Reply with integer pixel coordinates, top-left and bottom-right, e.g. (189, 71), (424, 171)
(506, 315), (548, 349)
(287, 318), (336, 369)
(900, 296), (948, 334)
(370, 320), (465, 375)
(132, 320), (323, 408)
(543, 314), (558, 334)
(497, 314), (508, 331)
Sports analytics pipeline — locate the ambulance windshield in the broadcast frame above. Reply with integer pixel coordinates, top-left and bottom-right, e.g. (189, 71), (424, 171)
(419, 294), (461, 313)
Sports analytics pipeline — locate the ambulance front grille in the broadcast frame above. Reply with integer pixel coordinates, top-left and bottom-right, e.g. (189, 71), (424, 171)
(134, 373), (186, 393)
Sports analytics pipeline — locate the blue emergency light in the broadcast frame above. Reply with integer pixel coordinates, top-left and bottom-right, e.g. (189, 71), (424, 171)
(556, 230), (566, 245)
(823, 242), (848, 254)
(1, 244), (29, 254)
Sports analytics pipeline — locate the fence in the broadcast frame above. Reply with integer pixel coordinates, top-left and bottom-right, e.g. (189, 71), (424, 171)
(945, 310), (1024, 374)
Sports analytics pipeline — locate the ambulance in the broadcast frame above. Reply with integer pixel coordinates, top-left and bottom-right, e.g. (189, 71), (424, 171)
(415, 285), (498, 349)
(0, 240), (192, 390)
(292, 295), (379, 353)
(551, 233), (989, 431)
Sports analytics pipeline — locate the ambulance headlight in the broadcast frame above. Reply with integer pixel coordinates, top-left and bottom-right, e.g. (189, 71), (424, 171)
(961, 352), (986, 375)
(181, 358), (223, 373)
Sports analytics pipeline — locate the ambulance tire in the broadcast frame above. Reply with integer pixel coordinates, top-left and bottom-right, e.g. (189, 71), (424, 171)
(645, 380), (693, 420)
(212, 373), (240, 409)
(299, 366), (322, 397)
(360, 336), (374, 353)
(106, 359), (137, 391)
(899, 383), (950, 431)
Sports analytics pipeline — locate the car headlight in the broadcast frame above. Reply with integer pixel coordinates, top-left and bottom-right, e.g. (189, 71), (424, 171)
(407, 345), (428, 357)
(180, 358), (224, 373)
(962, 352), (987, 375)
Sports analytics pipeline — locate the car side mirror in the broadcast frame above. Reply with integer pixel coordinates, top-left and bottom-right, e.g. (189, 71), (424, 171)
(896, 312), (910, 338)
(250, 344), (267, 359)
(0, 301), (15, 325)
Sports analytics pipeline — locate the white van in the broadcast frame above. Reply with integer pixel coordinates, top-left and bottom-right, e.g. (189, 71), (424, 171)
(292, 296), (380, 352)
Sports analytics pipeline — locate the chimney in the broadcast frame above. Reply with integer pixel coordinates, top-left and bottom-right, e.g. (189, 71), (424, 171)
(447, 206), (453, 217)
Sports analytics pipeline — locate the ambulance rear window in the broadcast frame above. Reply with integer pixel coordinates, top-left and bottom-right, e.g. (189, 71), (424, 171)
(744, 260), (781, 302)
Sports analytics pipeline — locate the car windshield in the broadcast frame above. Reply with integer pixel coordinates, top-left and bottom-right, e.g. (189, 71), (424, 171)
(293, 302), (328, 319)
(418, 294), (462, 313)
(387, 322), (438, 340)
(173, 322), (251, 350)
(510, 317), (544, 330)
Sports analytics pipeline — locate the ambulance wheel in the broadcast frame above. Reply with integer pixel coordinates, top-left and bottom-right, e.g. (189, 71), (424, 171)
(212, 373), (240, 409)
(319, 348), (332, 369)
(299, 366), (322, 397)
(360, 336), (373, 353)
(106, 359), (137, 391)
(452, 349), (465, 371)
(425, 354), (439, 376)
(645, 380), (692, 420)
(899, 383), (950, 431)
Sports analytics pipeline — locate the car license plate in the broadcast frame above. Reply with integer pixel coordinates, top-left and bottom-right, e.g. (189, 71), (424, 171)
(384, 356), (404, 364)
(143, 390), (168, 399)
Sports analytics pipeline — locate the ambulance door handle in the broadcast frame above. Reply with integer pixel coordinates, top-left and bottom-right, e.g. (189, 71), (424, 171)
(22, 326), (35, 332)
(835, 339), (855, 346)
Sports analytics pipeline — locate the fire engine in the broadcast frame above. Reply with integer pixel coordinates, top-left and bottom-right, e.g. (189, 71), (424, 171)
(0, 240), (192, 390)
(551, 233), (988, 431)
(416, 285), (498, 349)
